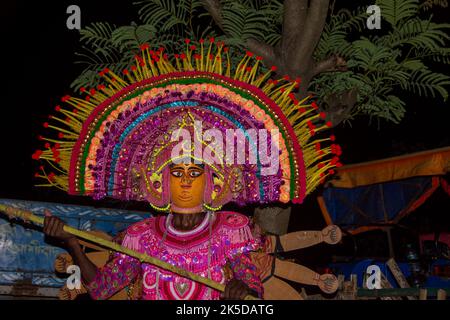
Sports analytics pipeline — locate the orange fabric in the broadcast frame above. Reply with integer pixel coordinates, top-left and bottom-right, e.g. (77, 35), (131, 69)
(330, 147), (450, 188)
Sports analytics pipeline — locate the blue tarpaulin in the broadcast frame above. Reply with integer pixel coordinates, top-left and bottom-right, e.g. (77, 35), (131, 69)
(0, 199), (150, 288)
(319, 176), (439, 234)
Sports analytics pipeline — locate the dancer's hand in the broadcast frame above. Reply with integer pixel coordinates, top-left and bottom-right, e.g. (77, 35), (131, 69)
(318, 274), (339, 294)
(43, 210), (77, 246)
(322, 225), (342, 245)
(221, 278), (256, 300)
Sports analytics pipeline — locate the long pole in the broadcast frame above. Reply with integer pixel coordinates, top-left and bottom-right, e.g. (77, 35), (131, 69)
(0, 204), (259, 300)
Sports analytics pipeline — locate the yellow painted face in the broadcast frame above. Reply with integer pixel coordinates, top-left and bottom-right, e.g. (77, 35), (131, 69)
(169, 163), (205, 211)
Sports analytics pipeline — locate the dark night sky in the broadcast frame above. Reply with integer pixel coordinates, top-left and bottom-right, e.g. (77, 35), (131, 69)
(0, 1), (139, 203)
(0, 0), (448, 222)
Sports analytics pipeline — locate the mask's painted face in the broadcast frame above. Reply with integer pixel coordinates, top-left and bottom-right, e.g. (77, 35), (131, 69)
(169, 163), (205, 211)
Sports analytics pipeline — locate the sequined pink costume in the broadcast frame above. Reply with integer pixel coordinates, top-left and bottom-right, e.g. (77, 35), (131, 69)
(85, 211), (263, 300)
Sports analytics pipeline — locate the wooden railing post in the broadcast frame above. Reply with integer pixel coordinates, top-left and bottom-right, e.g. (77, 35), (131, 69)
(419, 288), (427, 300)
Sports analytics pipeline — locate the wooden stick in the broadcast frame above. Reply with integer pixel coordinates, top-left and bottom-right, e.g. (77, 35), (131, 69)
(437, 289), (447, 300)
(0, 204), (259, 300)
(419, 288), (427, 300)
(339, 274), (357, 300)
(386, 258), (416, 300)
(379, 271), (401, 300)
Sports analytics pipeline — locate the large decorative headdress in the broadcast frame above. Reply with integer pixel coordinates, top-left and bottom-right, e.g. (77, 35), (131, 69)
(32, 39), (342, 209)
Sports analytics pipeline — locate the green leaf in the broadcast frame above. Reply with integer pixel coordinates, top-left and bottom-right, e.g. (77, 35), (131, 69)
(79, 22), (116, 48)
(70, 69), (100, 91)
(111, 23), (157, 51)
(351, 38), (396, 70)
(376, 0), (419, 28)
(315, 23), (352, 61)
(135, 0), (202, 33)
(331, 7), (369, 32)
(221, 2), (269, 44)
(402, 68), (450, 99)
(413, 47), (450, 64)
(381, 18), (450, 50)
(402, 59), (425, 70)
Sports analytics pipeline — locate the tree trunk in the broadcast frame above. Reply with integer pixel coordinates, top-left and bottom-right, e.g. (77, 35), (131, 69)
(202, 0), (355, 128)
(202, 0), (356, 232)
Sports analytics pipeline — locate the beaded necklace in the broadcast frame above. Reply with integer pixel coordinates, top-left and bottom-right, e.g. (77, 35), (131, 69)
(155, 209), (214, 299)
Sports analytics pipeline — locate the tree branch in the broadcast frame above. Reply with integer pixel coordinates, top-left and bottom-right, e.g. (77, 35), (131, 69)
(282, 0), (308, 60)
(294, 0), (330, 70)
(322, 88), (358, 127)
(201, 0), (224, 30)
(202, 0), (279, 70)
(313, 55), (347, 76)
(246, 38), (277, 68)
